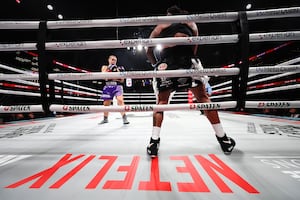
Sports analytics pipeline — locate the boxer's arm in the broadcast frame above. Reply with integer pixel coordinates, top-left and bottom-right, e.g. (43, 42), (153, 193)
(101, 65), (123, 82)
(101, 65), (108, 72)
(146, 25), (164, 66)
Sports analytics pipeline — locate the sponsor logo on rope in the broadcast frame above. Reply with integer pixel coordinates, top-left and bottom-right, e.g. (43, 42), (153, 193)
(125, 105), (154, 112)
(189, 103), (221, 110)
(186, 68), (226, 76)
(188, 35), (223, 43)
(120, 38), (153, 47)
(55, 41), (87, 48)
(255, 7), (300, 17)
(258, 32), (297, 40)
(0, 43), (25, 49)
(120, 16), (158, 23)
(186, 13), (230, 21)
(3, 105), (31, 112)
(254, 66), (300, 73)
(120, 70), (157, 78)
(52, 20), (93, 25)
(257, 102), (291, 108)
(62, 105), (91, 112)
(51, 73), (94, 80)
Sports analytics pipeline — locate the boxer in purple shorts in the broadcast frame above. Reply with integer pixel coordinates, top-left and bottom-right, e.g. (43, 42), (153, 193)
(102, 85), (124, 101)
(99, 55), (129, 125)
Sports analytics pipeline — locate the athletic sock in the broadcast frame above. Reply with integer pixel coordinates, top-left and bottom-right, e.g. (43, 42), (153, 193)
(151, 126), (161, 140)
(212, 123), (225, 138)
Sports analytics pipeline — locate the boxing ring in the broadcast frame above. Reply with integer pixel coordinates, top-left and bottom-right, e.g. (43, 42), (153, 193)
(0, 6), (300, 200)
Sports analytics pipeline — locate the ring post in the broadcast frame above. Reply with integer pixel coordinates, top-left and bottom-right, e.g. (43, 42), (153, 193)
(237, 11), (250, 111)
(37, 21), (51, 115)
(230, 21), (240, 106)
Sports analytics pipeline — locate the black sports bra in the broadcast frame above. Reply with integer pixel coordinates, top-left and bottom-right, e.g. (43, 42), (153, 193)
(159, 23), (193, 38)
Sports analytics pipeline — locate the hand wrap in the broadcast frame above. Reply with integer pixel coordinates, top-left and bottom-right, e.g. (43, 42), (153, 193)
(191, 58), (210, 85)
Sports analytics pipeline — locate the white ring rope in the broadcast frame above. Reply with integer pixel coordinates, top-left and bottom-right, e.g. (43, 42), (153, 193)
(0, 62), (102, 100)
(42, 65), (300, 80)
(55, 95), (100, 102)
(2, 99), (300, 114)
(0, 89), (101, 102)
(2, 86), (300, 113)
(1, 102), (236, 114)
(0, 73), (39, 80)
(0, 105), (43, 113)
(210, 57), (300, 97)
(210, 94), (232, 100)
(0, 78), (100, 98)
(247, 72), (297, 86)
(46, 35), (238, 50)
(125, 99), (156, 103)
(1, 31), (300, 51)
(245, 101), (300, 109)
(212, 86), (232, 94)
(211, 75), (299, 100)
(0, 63), (37, 75)
(249, 65), (300, 74)
(1, 60), (298, 105)
(49, 101), (237, 113)
(125, 96), (155, 99)
(212, 56), (300, 89)
(210, 84), (300, 100)
(0, 7), (298, 30)
(0, 63), (100, 93)
(0, 61), (101, 99)
(249, 31), (300, 43)
(49, 68), (239, 80)
(0, 89), (40, 97)
(1, 65), (299, 81)
(0, 67), (239, 80)
(0, 35), (238, 51)
(246, 84), (300, 95)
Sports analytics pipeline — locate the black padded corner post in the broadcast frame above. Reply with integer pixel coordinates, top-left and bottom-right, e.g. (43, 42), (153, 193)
(230, 23), (240, 107)
(237, 11), (250, 111)
(37, 21), (50, 115)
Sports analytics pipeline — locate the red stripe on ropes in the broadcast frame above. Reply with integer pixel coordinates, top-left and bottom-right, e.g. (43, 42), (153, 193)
(248, 78), (300, 90)
(53, 60), (90, 73)
(212, 78), (300, 95)
(0, 82), (98, 97)
(223, 41), (293, 68)
(25, 51), (90, 73)
(0, 82), (39, 90)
